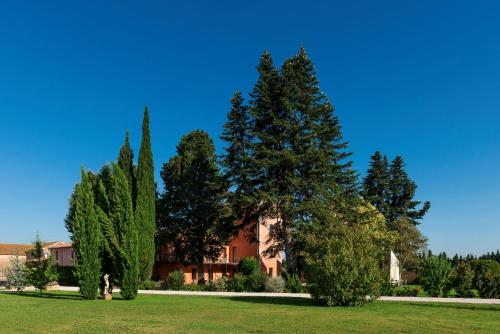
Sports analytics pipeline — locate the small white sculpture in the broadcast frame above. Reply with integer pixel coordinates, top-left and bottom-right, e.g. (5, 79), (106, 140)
(103, 274), (110, 295)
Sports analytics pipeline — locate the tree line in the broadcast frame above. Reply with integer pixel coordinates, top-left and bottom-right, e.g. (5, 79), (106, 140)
(66, 47), (432, 305)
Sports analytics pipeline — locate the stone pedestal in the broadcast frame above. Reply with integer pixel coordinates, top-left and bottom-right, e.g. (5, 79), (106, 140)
(103, 294), (112, 301)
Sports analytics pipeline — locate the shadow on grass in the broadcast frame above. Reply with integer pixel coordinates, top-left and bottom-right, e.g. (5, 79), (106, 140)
(400, 302), (500, 312)
(226, 296), (322, 307)
(1, 291), (83, 300)
(0, 290), (127, 301)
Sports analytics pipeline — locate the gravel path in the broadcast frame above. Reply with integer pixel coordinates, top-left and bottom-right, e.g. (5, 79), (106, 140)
(5, 286), (500, 304)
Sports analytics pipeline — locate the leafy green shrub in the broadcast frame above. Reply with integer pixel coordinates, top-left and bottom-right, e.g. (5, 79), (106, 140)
(247, 271), (268, 292)
(470, 259), (500, 298)
(469, 289), (480, 298)
(138, 279), (156, 290)
(421, 256), (451, 297)
(168, 270), (185, 290)
(212, 276), (228, 292)
(304, 211), (388, 306)
(238, 257), (258, 276)
(265, 276), (286, 293)
(285, 273), (303, 293)
(228, 273), (247, 292)
(394, 285), (421, 297)
(453, 263), (474, 297)
(380, 275), (396, 296)
(182, 283), (208, 291)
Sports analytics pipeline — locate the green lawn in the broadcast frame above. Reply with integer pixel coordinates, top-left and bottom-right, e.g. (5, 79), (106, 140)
(0, 291), (499, 333)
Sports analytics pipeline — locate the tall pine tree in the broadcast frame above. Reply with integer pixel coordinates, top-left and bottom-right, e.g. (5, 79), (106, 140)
(362, 151), (390, 218)
(362, 154), (430, 227)
(72, 167), (101, 299)
(158, 130), (234, 283)
(387, 156), (430, 226)
(222, 48), (357, 274)
(221, 90), (253, 219)
(135, 107), (156, 282)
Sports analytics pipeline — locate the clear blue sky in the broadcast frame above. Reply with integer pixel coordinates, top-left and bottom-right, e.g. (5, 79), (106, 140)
(0, 1), (498, 256)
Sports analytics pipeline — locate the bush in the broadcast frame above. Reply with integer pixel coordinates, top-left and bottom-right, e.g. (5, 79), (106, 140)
(265, 277), (286, 293)
(285, 273), (303, 293)
(212, 276), (228, 292)
(228, 273), (247, 292)
(55, 266), (78, 286)
(138, 279), (156, 290)
(470, 259), (500, 298)
(238, 257), (258, 276)
(421, 256), (451, 297)
(469, 289), (480, 298)
(247, 271), (268, 292)
(304, 212), (388, 306)
(168, 270), (185, 290)
(182, 283), (208, 291)
(453, 263), (474, 297)
(394, 285), (421, 297)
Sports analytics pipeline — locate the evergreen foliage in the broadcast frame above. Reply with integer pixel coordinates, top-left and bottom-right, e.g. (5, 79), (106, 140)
(361, 151), (390, 218)
(6, 253), (26, 292)
(221, 91), (253, 217)
(387, 156), (431, 226)
(107, 164), (138, 299)
(135, 107), (156, 282)
(71, 167), (101, 299)
(157, 130), (234, 283)
(221, 48), (357, 274)
(24, 233), (58, 293)
(117, 130), (136, 203)
(362, 154), (430, 227)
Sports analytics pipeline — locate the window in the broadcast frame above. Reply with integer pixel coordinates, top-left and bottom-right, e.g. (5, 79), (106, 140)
(55, 250), (59, 261)
(191, 269), (196, 281)
(221, 248), (227, 260)
(232, 247), (237, 262)
(268, 268), (273, 276)
(71, 249), (74, 259)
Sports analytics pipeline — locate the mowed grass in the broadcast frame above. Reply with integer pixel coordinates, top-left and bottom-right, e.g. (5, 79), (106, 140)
(0, 291), (499, 333)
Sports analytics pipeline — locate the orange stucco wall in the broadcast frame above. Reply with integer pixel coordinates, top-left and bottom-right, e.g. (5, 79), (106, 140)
(154, 217), (282, 283)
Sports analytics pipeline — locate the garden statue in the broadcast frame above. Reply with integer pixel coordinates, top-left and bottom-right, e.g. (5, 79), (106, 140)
(103, 274), (112, 301)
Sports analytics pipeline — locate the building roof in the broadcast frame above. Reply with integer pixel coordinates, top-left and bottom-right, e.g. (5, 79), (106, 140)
(0, 244), (32, 256)
(47, 241), (72, 249)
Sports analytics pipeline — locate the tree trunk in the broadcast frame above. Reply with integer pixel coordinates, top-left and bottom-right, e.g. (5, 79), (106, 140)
(285, 230), (298, 275)
(197, 261), (205, 285)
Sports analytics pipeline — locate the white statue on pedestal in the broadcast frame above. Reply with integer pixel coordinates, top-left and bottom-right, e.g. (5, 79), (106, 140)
(103, 274), (110, 295)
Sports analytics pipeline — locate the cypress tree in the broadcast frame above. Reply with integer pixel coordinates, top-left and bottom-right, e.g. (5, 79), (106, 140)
(387, 156), (430, 226)
(72, 167), (101, 299)
(135, 107), (156, 282)
(362, 151), (391, 217)
(221, 90), (253, 218)
(158, 130), (234, 283)
(117, 130), (136, 203)
(107, 164), (138, 299)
